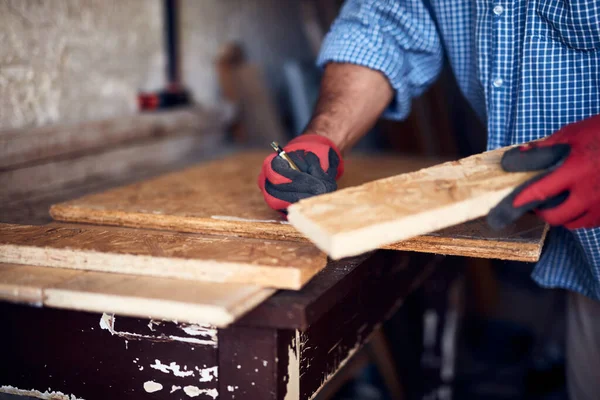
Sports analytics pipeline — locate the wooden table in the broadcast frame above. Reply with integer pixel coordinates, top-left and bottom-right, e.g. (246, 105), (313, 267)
(0, 250), (457, 400)
(0, 143), (461, 400)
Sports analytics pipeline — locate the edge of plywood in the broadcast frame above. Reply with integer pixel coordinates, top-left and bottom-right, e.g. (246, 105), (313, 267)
(288, 187), (515, 260)
(0, 244), (308, 290)
(49, 205), (303, 240)
(384, 221), (549, 262)
(50, 204), (547, 262)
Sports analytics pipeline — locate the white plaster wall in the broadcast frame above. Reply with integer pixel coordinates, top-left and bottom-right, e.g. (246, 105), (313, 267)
(0, 0), (164, 130)
(180, 0), (312, 106)
(0, 0), (312, 130)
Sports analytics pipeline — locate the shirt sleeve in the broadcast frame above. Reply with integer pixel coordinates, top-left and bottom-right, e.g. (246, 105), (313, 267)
(316, 0), (444, 120)
(574, 228), (600, 290)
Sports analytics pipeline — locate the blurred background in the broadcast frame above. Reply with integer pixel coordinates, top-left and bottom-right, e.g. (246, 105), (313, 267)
(0, 1), (567, 399)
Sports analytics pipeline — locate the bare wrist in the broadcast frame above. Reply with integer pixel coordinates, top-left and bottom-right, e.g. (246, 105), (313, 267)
(304, 117), (351, 154)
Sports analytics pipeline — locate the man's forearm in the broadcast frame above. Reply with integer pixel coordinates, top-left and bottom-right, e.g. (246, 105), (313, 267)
(304, 63), (394, 154)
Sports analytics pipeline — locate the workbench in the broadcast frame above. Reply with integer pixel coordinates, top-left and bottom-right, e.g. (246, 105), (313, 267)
(0, 117), (460, 399)
(0, 250), (456, 400)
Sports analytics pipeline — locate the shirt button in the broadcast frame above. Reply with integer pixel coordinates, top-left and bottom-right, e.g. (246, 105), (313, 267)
(493, 5), (504, 15)
(493, 77), (504, 87)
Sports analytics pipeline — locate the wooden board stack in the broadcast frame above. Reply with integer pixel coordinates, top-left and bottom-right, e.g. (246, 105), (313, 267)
(2, 148), (548, 326)
(49, 151), (547, 262)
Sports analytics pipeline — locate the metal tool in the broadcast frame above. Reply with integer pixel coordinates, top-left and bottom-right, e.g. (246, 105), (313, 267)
(270, 141), (300, 171)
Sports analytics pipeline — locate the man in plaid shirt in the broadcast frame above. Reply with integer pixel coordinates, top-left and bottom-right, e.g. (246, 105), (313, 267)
(259, 1), (600, 398)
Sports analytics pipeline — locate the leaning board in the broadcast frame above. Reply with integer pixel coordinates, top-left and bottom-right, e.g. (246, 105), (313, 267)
(0, 263), (274, 326)
(287, 145), (540, 259)
(0, 223), (326, 290)
(49, 151), (548, 262)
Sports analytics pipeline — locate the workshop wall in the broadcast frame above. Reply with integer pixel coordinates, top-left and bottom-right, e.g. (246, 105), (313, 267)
(0, 0), (164, 130)
(0, 0), (313, 130)
(180, 0), (313, 106)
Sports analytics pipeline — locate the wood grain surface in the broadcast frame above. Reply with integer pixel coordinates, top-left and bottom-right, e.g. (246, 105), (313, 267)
(288, 145), (544, 259)
(50, 151), (547, 262)
(49, 151), (437, 239)
(0, 263), (274, 326)
(0, 223), (327, 290)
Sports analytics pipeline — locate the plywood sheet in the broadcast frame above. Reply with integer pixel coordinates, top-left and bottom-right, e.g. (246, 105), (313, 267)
(0, 223), (326, 290)
(49, 151), (437, 239)
(287, 146), (542, 259)
(0, 263), (274, 326)
(49, 151), (547, 262)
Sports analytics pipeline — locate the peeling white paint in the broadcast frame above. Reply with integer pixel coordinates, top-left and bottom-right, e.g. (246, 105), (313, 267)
(150, 360), (195, 377)
(182, 386), (218, 399)
(263, 360), (268, 367)
(179, 324), (218, 342)
(143, 381), (163, 393)
(171, 385), (182, 393)
(308, 337), (362, 400)
(284, 330), (301, 400)
(0, 385), (83, 400)
(98, 313), (216, 347)
(99, 313), (115, 332)
(147, 320), (162, 331)
(169, 335), (217, 346)
(183, 386), (201, 397)
(195, 366), (218, 382)
(227, 385), (235, 392)
(211, 215), (290, 224)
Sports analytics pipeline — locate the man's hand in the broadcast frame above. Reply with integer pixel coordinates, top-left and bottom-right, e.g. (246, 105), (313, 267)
(257, 134), (344, 213)
(257, 62), (393, 214)
(488, 114), (600, 230)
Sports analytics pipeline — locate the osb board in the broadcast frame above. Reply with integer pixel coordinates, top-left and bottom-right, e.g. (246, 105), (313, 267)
(49, 151), (438, 240)
(49, 151), (547, 262)
(287, 146), (543, 259)
(0, 223), (326, 290)
(0, 263), (274, 326)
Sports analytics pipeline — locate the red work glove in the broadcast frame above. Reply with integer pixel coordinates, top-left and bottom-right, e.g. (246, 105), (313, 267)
(488, 114), (600, 230)
(257, 134), (344, 213)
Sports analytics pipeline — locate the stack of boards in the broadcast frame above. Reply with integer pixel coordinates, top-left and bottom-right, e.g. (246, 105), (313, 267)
(0, 148), (548, 326)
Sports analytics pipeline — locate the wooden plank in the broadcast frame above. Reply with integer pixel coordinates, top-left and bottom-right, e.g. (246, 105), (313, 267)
(287, 145), (544, 259)
(0, 223), (327, 290)
(0, 264), (80, 305)
(0, 263), (274, 326)
(45, 272), (274, 327)
(0, 106), (230, 169)
(385, 214), (549, 262)
(50, 151), (547, 262)
(49, 152), (436, 240)
(1, 132), (225, 203)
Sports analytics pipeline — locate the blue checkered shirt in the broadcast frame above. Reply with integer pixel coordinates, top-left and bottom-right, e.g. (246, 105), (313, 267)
(317, 0), (600, 300)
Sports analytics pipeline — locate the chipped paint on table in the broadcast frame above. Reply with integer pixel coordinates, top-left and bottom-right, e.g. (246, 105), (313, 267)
(0, 385), (83, 400)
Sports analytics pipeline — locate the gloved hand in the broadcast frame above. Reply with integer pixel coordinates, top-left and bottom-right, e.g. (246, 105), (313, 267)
(257, 134), (344, 213)
(488, 114), (600, 230)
